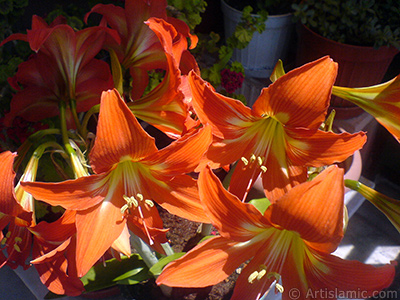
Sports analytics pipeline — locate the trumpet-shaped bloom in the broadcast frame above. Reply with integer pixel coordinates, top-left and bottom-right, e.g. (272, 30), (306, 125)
(345, 179), (400, 233)
(0, 15), (119, 126)
(0, 151), (83, 295)
(127, 18), (198, 138)
(22, 89), (212, 276)
(157, 165), (396, 300)
(190, 56), (367, 201)
(332, 75), (400, 142)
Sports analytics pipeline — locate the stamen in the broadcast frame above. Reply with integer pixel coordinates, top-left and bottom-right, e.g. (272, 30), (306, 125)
(6, 232), (11, 238)
(1, 238), (6, 246)
(248, 270), (259, 284)
(257, 156), (263, 166)
(249, 154), (256, 163)
(267, 272), (284, 293)
(145, 199), (154, 207)
(136, 193), (144, 201)
(241, 157), (249, 166)
(257, 269), (267, 280)
(260, 166), (268, 173)
(14, 237), (22, 243)
(13, 244), (21, 253)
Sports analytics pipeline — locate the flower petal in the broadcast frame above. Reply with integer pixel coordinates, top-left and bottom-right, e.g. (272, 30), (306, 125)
(148, 174), (210, 223)
(157, 236), (254, 288)
(90, 89), (158, 173)
(199, 166), (270, 241)
(304, 251), (396, 299)
(21, 173), (109, 211)
(144, 125), (212, 175)
(253, 56), (337, 129)
(189, 71), (255, 139)
(265, 166), (345, 253)
(285, 128), (367, 166)
(74, 199), (127, 277)
(0, 151), (32, 222)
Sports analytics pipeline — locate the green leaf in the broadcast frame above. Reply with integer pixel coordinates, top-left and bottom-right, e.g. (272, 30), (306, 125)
(81, 254), (149, 292)
(149, 252), (186, 277)
(249, 197), (271, 215)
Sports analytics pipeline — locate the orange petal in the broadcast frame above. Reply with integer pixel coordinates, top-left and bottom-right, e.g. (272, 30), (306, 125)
(144, 125), (212, 175)
(189, 71), (255, 139)
(304, 251), (396, 298)
(148, 174), (210, 223)
(74, 198), (127, 277)
(199, 166), (270, 241)
(0, 151), (32, 222)
(285, 128), (367, 166)
(90, 89), (157, 174)
(157, 236), (255, 288)
(21, 173), (109, 211)
(261, 155), (308, 202)
(253, 56), (337, 130)
(265, 166), (345, 253)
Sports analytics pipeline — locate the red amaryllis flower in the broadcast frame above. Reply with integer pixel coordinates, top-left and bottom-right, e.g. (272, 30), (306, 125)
(22, 89), (212, 277)
(85, 0), (198, 100)
(0, 15), (119, 127)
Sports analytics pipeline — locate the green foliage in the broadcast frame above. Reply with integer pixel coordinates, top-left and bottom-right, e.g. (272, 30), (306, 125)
(249, 197), (271, 215)
(292, 0), (400, 49)
(81, 254), (150, 292)
(225, 0), (296, 15)
(167, 0), (207, 30)
(149, 252), (186, 276)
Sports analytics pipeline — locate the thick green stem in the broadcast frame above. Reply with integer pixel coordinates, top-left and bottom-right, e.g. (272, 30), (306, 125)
(130, 234), (172, 297)
(81, 104), (100, 139)
(69, 99), (83, 136)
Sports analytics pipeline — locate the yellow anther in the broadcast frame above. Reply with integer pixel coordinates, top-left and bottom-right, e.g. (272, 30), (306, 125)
(260, 166), (268, 173)
(267, 272), (284, 293)
(136, 193), (144, 201)
(257, 156), (263, 166)
(257, 269), (267, 280)
(275, 283), (284, 293)
(13, 244), (21, 253)
(1, 238), (7, 246)
(14, 237), (22, 243)
(248, 271), (259, 284)
(121, 195), (140, 214)
(145, 199), (154, 207)
(6, 232), (11, 238)
(241, 157), (249, 166)
(250, 154), (256, 163)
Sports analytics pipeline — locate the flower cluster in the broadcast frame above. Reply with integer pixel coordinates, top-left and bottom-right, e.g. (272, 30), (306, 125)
(220, 68), (244, 93)
(0, 1), (399, 299)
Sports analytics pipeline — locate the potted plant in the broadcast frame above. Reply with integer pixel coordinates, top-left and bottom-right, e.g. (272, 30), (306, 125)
(292, 0), (400, 118)
(220, 0), (298, 79)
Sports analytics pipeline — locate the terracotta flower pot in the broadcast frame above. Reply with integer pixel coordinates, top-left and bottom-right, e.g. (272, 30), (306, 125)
(295, 24), (399, 119)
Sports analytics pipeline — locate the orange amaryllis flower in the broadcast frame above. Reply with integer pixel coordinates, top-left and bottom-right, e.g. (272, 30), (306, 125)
(332, 75), (400, 142)
(157, 165), (396, 300)
(30, 210), (85, 296)
(0, 151), (32, 269)
(0, 15), (119, 127)
(22, 88), (212, 277)
(190, 56), (367, 201)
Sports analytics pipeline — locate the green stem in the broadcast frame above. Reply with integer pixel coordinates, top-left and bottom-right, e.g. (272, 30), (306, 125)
(81, 104), (100, 139)
(130, 235), (172, 297)
(69, 99), (83, 136)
